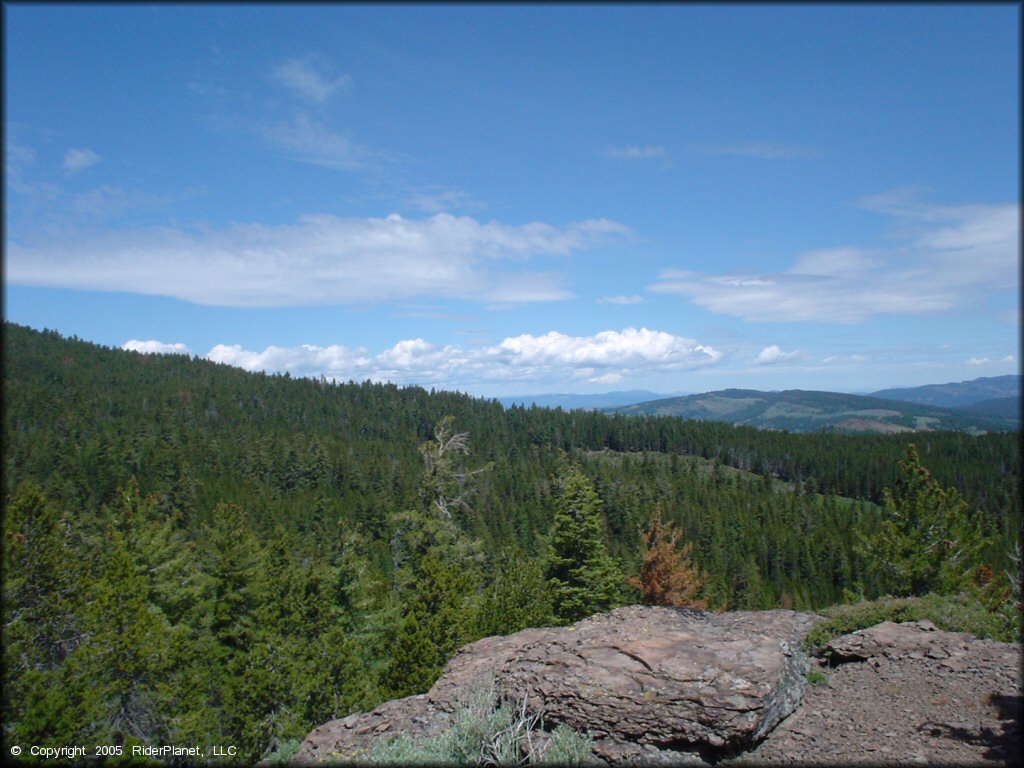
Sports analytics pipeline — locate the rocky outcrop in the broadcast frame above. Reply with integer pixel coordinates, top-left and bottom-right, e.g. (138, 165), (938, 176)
(294, 610), (1021, 765)
(740, 620), (1022, 766)
(293, 606), (820, 765)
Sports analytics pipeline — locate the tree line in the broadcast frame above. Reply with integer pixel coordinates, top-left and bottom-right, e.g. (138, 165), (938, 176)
(3, 322), (1019, 761)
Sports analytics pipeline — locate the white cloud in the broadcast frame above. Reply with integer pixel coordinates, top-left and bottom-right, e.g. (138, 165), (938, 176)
(271, 54), (351, 103)
(650, 197), (1019, 324)
(1002, 355), (1015, 364)
(8, 212), (628, 307)
(122, 339), (191, 355)
(967, 357), (992, 366)
(260, 112), (365, 170)
(601, 295), (646, 305)
(823, 354), (867, 363)
(606, 145), (665, 160)
(195, 327), (721, 388)
(207, 342), (367, 375)
(754, 345), (799, 365)
(63, 148), (102, 173)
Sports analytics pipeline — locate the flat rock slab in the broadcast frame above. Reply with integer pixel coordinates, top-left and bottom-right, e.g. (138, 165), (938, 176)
(292, 606), (819, 765)
(823, 619), (1008, 665)
(494, 607), (817, 760)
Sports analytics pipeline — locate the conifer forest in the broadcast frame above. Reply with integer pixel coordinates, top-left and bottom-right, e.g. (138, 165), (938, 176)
(3, 323), (1020, 762)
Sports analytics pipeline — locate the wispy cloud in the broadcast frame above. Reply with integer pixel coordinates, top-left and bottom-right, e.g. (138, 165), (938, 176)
(62, 147), (102, 173)
(967, 357), (992, 366)
(649, 196), (1018, 324)
(823, 354), (867, 364)
(9, 213), (629, 308)
(271, 54), (351, 104)
(711, 142), (821, 160)
(754, 345), (799, 365)
(606, 145), (665, 160)
(601, 295), (646, 305)
(259, 112), (365, 171)
(405, 188), (484, 214)
(191, 326), (722, 388)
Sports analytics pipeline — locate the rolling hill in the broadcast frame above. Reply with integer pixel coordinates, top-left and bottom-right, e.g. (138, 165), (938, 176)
(608, 388), (1017, 434)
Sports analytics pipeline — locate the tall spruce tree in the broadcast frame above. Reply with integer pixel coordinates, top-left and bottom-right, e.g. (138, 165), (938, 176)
(546, 460), (623, 623)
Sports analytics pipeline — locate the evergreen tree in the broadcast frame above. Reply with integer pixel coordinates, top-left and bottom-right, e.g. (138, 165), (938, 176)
(545, 460), (623, 623)
(380, 608), (437, 699)
(382, 418), (484, 697)
(2, 483), (85, 744)
(857, 445), (992, 597)
(67, 522), (179, 747)
(477, 548), (553, 637)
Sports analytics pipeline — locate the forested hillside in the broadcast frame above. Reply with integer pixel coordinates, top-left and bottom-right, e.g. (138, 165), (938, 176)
(608, 387), (1018, 433)
(3, 323), (1019, 762)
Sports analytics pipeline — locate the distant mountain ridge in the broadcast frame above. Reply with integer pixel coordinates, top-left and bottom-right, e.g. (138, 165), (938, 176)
(607, 385), (1018, 434)
(870, 375), (1020, 407)
(497, 390), (665, 410)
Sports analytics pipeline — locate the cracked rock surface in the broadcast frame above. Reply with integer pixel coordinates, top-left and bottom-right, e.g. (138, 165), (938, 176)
(293, 606), (818, 765)
(495, 606), (816, 762)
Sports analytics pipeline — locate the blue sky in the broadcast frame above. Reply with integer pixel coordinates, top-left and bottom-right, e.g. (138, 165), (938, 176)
(5, 4), (1019, 397)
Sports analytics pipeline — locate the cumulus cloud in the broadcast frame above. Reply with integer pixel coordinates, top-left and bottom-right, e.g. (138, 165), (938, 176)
(967, 357), (992, 366)
(63, 148), (102, 173)
(271, 54), (351, 103)
(122, 340), (191, 355)
(606, 145), (665, 160)
(754, 345), (799, 365)
(193, 327), (721, 388)
(650, 197), (1018, 324)
(8, 212), (629, 307)
(207, 342), (368, 376)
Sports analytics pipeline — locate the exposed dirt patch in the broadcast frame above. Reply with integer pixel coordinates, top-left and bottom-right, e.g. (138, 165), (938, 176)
(732, 628), (1021, 766)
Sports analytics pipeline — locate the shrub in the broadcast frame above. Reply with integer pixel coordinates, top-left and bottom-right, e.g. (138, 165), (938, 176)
(805, 669), (829, 686)
(363, 683), (594, 765)
(263, 738), (302, 764)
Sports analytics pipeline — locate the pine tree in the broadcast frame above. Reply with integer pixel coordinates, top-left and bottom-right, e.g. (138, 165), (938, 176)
(546, 460), (623, 623)
(69, 522), (179, 747)
(477, 548), (553, 637)
(2, 483), (85, 744)
(380, 608), (437, 699)
(630, 507), (707, 609)
(382, 418), (484, 697)
(857, 445), (991, 597)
